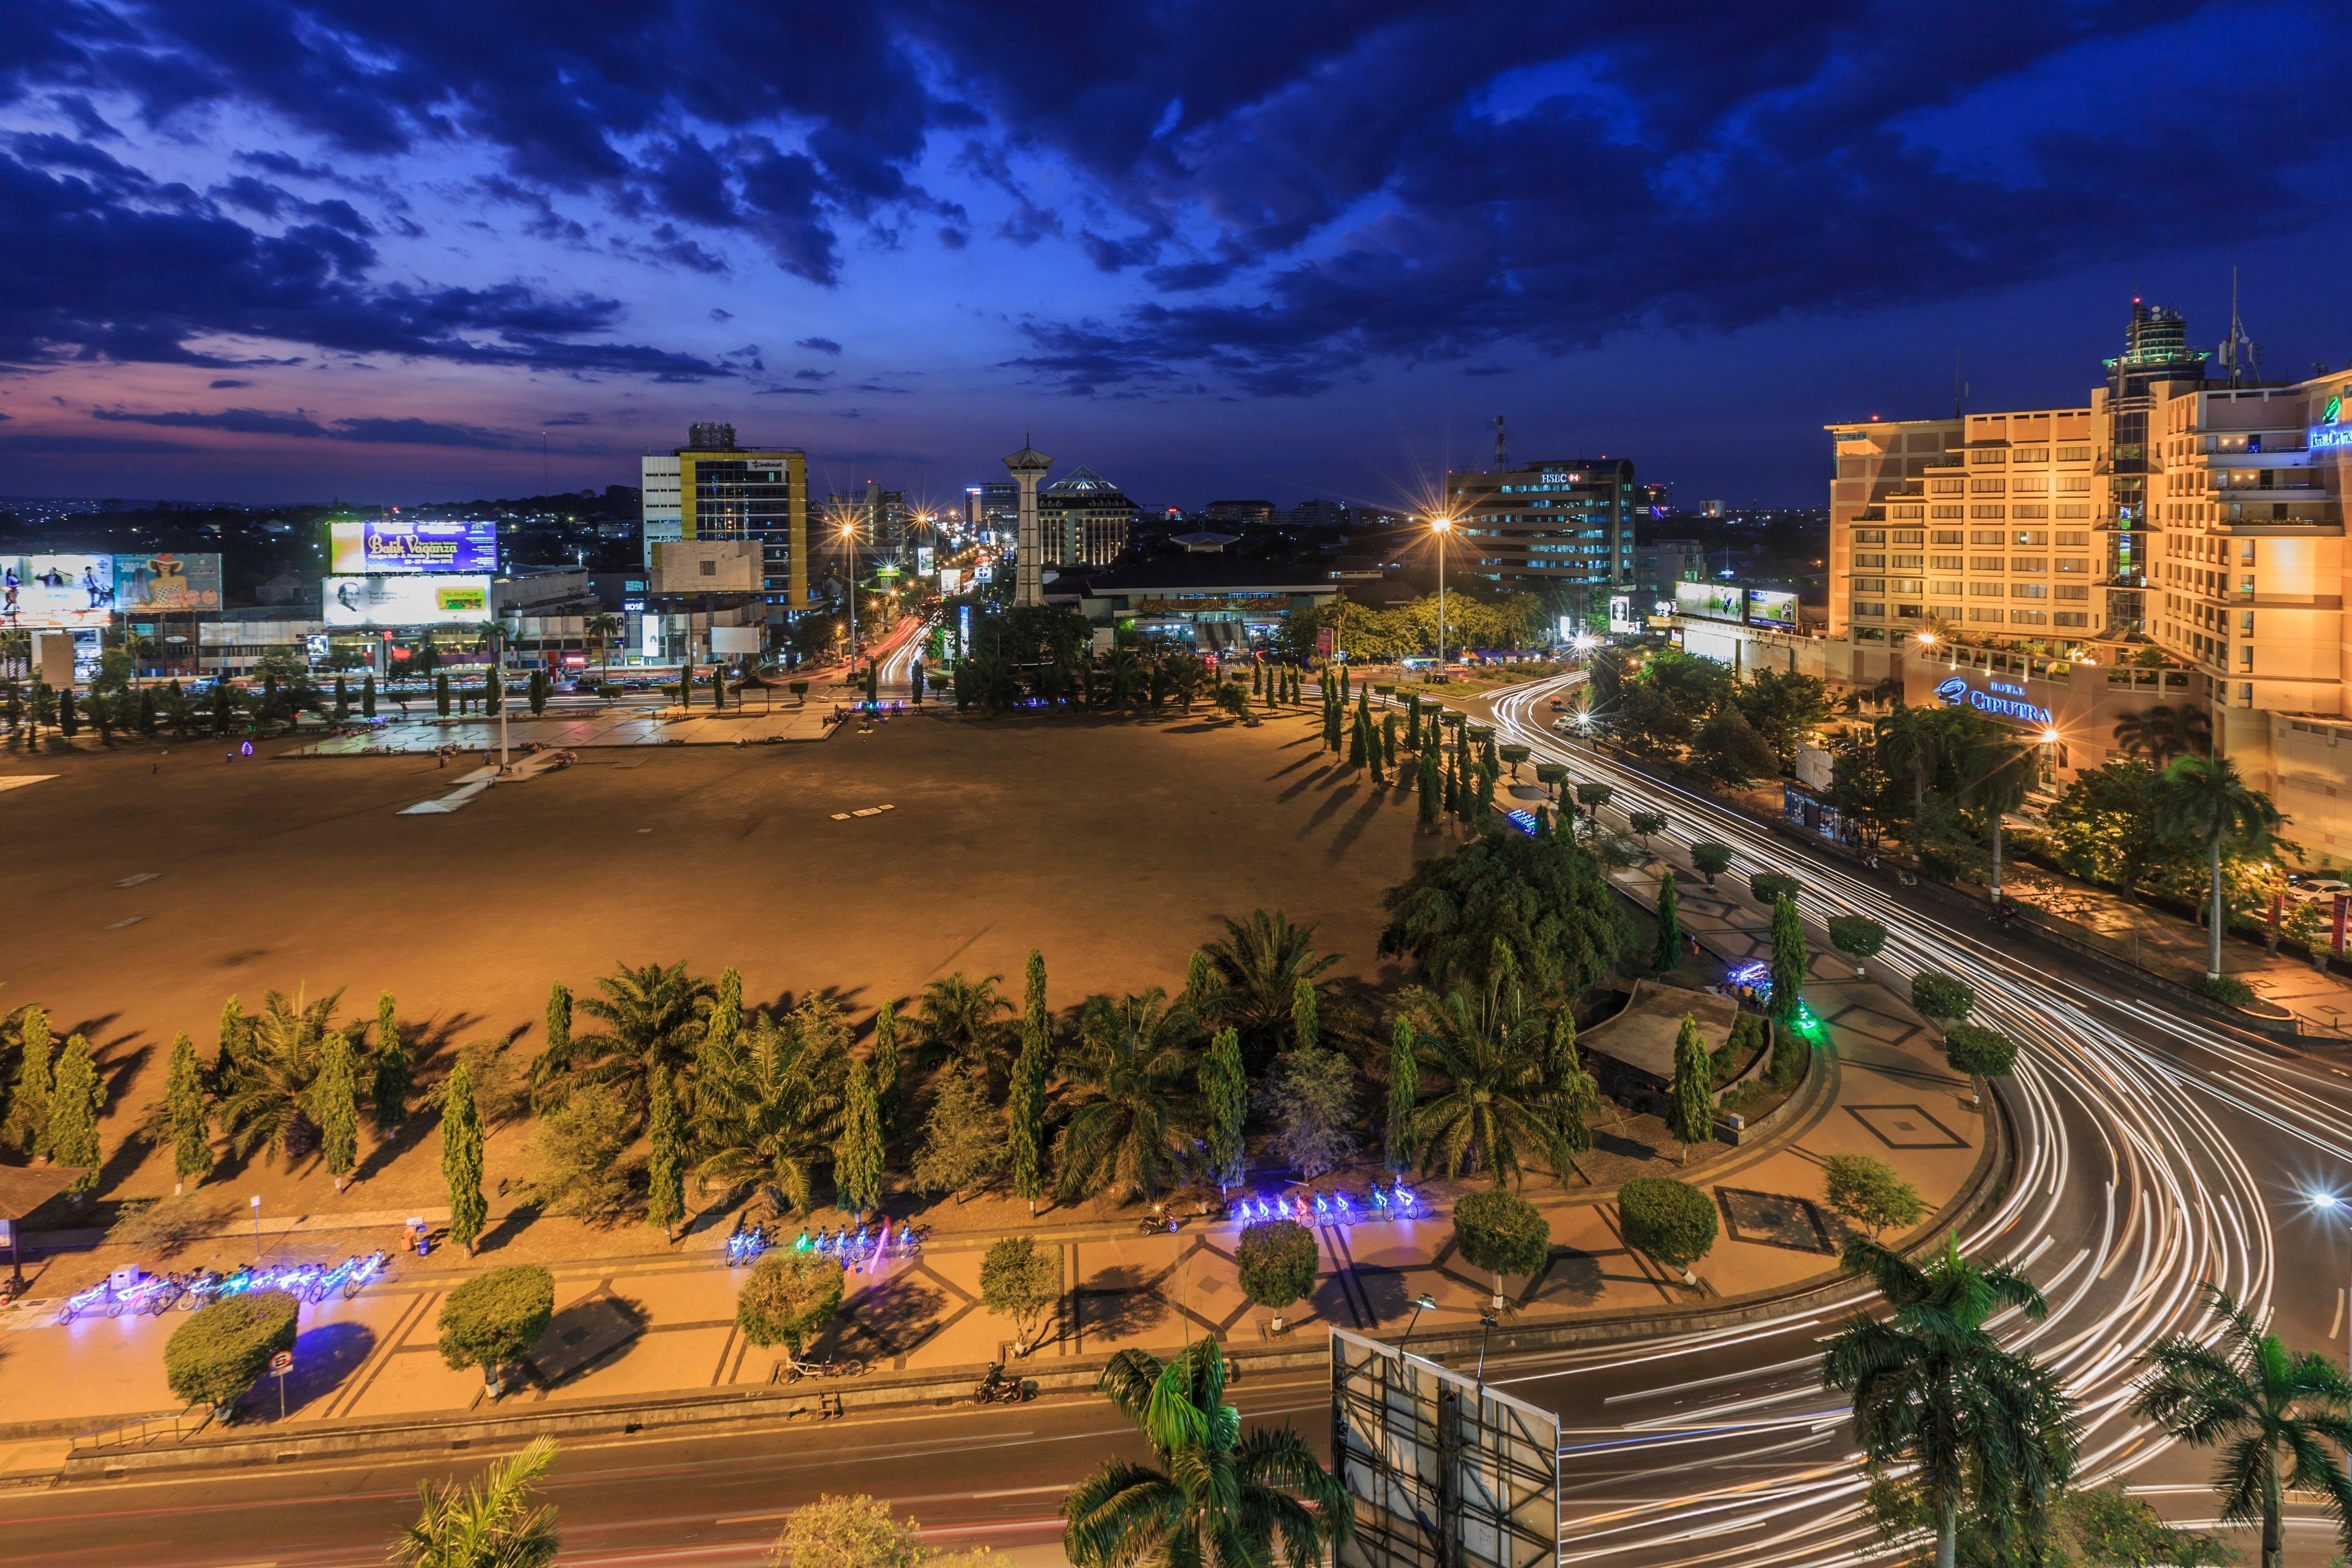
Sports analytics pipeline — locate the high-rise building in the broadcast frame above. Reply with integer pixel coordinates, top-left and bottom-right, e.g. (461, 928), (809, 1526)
(1442, 456), (1635, 617)
(966, 482), (1016, 541)
(1203, 499), (1277, 526)
(640, 426), (808, 613)
(1037, 466), (1137, 567)
(826, 483), (910, 565)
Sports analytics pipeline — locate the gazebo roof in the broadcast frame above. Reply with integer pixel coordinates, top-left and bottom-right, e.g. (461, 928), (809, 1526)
(1577, 980), (1739, 1084)
(0, 1163), (90, 1220)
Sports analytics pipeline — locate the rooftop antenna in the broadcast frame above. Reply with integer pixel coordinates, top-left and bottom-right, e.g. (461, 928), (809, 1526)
(1952, 350), (1968, 419)
(2219, 266), (2260, 385)
(1494, 414), (1508, 470)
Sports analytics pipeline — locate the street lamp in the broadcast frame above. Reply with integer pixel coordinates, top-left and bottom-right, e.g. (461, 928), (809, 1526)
(1429, 517), (1452, 671)
(1401, 1290), (1438, 1349)
(2311, 1191), (2351, 1344)
(840, 519), (860, 661)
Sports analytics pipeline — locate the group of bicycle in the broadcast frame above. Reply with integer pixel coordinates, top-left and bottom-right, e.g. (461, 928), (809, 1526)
(1136, 1179), (1423, 1234)
(59, 1251), (390, 1321)
(725, 1218), (926, 1269)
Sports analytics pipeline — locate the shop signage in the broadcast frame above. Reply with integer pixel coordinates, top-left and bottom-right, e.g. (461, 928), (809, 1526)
(1932, 674), (2053, 727)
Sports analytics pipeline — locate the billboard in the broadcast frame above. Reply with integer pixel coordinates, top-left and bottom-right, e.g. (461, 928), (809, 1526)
(938, 567), (964, 595)
(1, 555), (115, 628)
(324, 575), (492, 628)
(329, 518), (498, 574)
(1607, 595), (1637, 635)
(1746, 588), (1798, 629)
(113, 552), (224, 612)
(1675, 580), (1745, 622)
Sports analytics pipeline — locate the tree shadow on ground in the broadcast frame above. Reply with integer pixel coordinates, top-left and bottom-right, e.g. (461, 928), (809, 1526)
(473, 1197), (543, 1254)
(1348, 1265), (1420, 1326)
(1298, 781), (1361, 835)
(842, 1273), (953, 1358)
(524, 1291), (650, 1390)
(1078, 1264), (1173, 1342)
(1324, 791), (1396, 864)
(1524, 1248), (1607, 1309)
(275, 1320), (376, 1417)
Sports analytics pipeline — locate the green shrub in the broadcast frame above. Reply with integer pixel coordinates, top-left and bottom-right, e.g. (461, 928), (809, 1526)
(1826, 916), (1887, 960)
(1764, 1016), (1808, 1089)
(1822, 1153), (1925, 1239)
(437, 1264), (556, 1393)
(1910, 972), (1974, 1024)
(737, 1251), (846, 1357)
(979, 1236), (1061, 1350)
(1688, 843), (1733, 885)
(1452, 1190), (1550, 1289)
(1235, 1220), (1320, 1313)
(1942, 1022), (2019, 1080)
(594, 682), (620, 698)
(1750, 873), (1800, 905)
(1617, 1176), (1717, 1270)
(165, 1290), (299, 1412)
(2193, 975), (2256, 1006)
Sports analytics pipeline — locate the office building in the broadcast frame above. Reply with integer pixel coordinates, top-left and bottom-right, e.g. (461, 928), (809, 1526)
(1442, 456), (1636, 617)
(1037, 466), (1137, 568)
(826, 482), (911, 565)
(639, 424), (809, 614)
(1288, 498), (1351, 530)
(966, 482), (1016, 541)
(1203, 499), (1277, 527)
(1630, 539), (1708, 604)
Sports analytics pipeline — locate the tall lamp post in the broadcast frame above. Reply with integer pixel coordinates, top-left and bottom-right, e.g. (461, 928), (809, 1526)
(2310, 1190), (2352, 1346)
(1429, 517), (1452, 670)
(841, 519), (860, 663)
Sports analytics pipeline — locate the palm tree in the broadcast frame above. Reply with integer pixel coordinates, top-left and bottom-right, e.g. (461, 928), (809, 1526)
(2112, 703), (2179, 765)
(1874, 703), (1945, 823)
(693, 1008), (849, 1216)
(533, 961), (713, 1114)
(217, 989), (347, 1162)
(1822, 1236), (2078, 1568)
(586, 612), (621, 677)
(1164, 655), (1209, 712)
(1063, 1339), (1347, 1568)
(1960, 733), (2037, 900)
(1396, 957), (1566, 1188)
(1054, 990), (1203, 1204)
(2134, 1284), (2352, 1568)
(391, 1435), (561, 1568)
(914, 972), (1013, 1079)
(2154, 756), (2284, 980)
(1200, 910), (1339, 1065)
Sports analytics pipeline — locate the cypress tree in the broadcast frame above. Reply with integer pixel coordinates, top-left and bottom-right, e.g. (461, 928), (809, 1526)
(435, 673), (451, 716)
(1443, 749), (1460, 815)
(4, 1006), (52, 1155)
(1405, 693), (1422, 750)
(1290, 977), (1319, 1054)
(530, 669), (548, 715)
(1347, 706), (1368, 769)
(1252, 662), (1262, 698)
(1417, 745), (1441, 833)
(1535, 804), (1554, 837)
(545, 982), (571, 1063)
(1769, 893), (1807, 1025)
(1185, 949), (1219, 1010)
(834, 1057), (883, 1217)
(48, 1033), (104, 1191)
(1476, 761), (1496, 820)
(334, 675), (349, 718)
(872, 999), (902, 1132)
(1386, 1019), (1418, 1174)
(442, 1061), (487, 1254)
(1548, 1012), (1593, 1157)
(210, 681), (231, 735)
(58, 688), (77, 736)
(1369, 727), (1387, 785)
(137, 688), (158, 734)
(1481, 735), (1500, 776)
(371, 992), (408, 1134)
(215, 996), (246, 1085)
(1007, 1009), (1048, 1217)
(701, 967), (744, 1106)
(166, 1032), (213, 1194)
(1668, 1013), (1715, 1152)
(1323, 691), (1342, 753)
(713, 666), (728, 710)
(361, 671), (376, 718)
(484, 664), (500, 716)
(1654, 870), (1683, 975)
(1381, 714), (1398, 771)
(316, 1030), (360, 1190)
(647, 1062), (686, 1238)
(1025, 948), (1048, 1026)
(1201, 1026), (1246, 1191)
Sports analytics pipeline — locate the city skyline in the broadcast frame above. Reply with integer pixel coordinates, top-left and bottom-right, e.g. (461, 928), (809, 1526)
(4, 3), (2351, 509)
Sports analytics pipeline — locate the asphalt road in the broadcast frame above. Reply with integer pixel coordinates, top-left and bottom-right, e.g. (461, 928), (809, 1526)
(6, 671), (2351, 1566)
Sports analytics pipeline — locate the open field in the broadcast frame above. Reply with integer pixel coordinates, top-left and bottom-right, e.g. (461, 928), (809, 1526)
(0, 706), (1424, 1215)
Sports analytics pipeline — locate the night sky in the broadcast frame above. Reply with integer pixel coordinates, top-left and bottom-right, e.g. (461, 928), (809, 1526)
(4, 1), (2350, 511)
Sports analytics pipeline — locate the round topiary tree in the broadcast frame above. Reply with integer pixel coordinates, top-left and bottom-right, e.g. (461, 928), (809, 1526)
(1617, 1176), (1717, 1283)
(1750, 872), (1801, 905)
(1689, 842), (1733, 888)
(1911, 972), (1975, 1025)
(1497, 744), (1532, 781)
(1826, 916), (1887, 977)
(1235, 1219), (1320, 1333)
(1533, 761), (1568, 800)
(737, 1252), (847, 1370)
(165, 1289), (299, 1419)
(436, 1264), (556, 1399)
(1942, 1022), (2019, 1106)
(980, 1235), (1061, 1356)
(1452, 1190), (1550, 1310)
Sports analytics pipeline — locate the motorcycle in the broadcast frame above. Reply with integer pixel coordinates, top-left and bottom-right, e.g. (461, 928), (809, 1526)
(973, 1362), (1037, 1405)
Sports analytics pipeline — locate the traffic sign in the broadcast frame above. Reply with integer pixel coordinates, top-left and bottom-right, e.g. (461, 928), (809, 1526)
(270, 1350), (293, 1377)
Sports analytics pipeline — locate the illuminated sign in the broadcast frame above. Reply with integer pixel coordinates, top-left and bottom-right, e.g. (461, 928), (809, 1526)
(1932, 674), (2053, 727)
(324, 575), (492, 627)
(1607, 596), (1636, 635)
(329, 518), (498, 574)
(1675, 580), (1745, 622)
(2315, 424), (2352, 453)
(1746, 589), (1798, 630)
(1, 555), (115, 628)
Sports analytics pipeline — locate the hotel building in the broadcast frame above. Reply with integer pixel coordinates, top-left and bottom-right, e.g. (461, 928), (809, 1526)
(640, 423), (810, 614)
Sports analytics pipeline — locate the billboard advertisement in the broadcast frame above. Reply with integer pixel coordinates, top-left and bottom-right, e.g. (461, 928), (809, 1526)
(1746, 588), (1798, 629)
(1, 555), (116, 628)
(323, 575), (492, 628)
(113, 552), (224, 612)
(1675, 580), (1745, 622)
(1607, 595), (1637, 635)
(329, 518), (498, 574)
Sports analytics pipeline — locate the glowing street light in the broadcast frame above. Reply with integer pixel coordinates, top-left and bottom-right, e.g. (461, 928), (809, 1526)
(1429, 516), (1452, 670)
